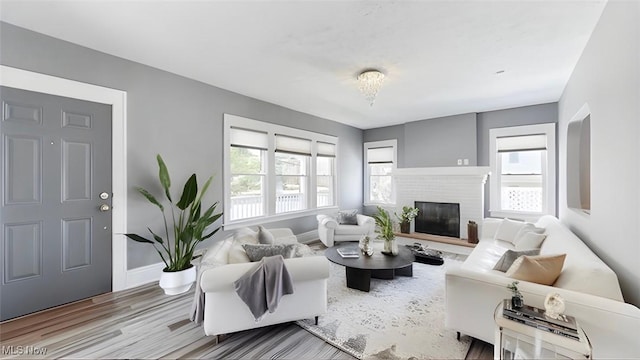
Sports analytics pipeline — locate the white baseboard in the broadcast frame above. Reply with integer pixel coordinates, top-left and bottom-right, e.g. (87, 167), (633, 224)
(296, 230), (319, 244)
(125, 262), (165, 289)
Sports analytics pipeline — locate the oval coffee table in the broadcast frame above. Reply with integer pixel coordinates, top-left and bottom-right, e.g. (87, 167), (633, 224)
(325, 242), (415, 292)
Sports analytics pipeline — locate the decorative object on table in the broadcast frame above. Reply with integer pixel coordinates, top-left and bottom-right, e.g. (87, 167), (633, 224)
(501, 299), (579, 339)
(372, 206), (398, 256)
(395, 206), (419, 234)
(359, 235), (374, 256)
(467, 220), (478, 244)
(507, 281), (524, 308)
(414, 249), (444, 266)
(336, 246), (360, 259)
(125, 154), (223, 295)
(544, 292), (566, 320)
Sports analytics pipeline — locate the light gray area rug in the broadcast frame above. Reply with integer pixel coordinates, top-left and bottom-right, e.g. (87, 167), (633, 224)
(297, 250), (471, 360)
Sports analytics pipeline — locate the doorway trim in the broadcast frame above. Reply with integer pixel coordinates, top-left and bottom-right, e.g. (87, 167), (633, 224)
(1, 65), (129, 291)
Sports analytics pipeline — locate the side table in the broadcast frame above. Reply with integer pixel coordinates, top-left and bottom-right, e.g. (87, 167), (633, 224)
(494, 301), (592, 359)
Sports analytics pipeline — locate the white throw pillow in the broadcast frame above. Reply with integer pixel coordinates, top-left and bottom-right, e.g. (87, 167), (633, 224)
(227, 233), (259, 264)
(257, 225), (275, 244)
(515, 232), (547, 250)
(494, 218), (526, 245)
(200, 237), (233, 267)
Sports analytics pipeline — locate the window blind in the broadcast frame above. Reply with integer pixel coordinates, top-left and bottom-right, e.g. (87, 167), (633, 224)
(275, 134), (312, 156)
(230, 127), (268, 150)
(496, 134), (547, 152)
(367, 146), (394, 164)
(317, 142), (336, 157)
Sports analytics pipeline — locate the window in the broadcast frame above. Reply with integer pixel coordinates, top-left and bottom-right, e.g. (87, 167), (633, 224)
(490, 124), (556, 220)
(364, 140), (397, 205)
(229, 127), (267, 221)
(316, 142), (336, 207)
(224, 114), (337, 227)
(275, 135), (310, 213)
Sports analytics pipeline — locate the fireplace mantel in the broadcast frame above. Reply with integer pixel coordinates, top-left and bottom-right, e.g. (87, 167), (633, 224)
(393, 166), (490, 239)
(394, 166), (490, 177)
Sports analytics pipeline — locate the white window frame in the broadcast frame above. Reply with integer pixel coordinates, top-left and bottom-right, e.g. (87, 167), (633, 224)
(489, 123), (556, 221)
(364, 139), (397, 206)
(223, 114), (338, 229)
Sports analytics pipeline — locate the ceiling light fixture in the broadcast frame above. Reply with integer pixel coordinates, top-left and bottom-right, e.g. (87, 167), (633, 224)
(357, 69), (385, 106)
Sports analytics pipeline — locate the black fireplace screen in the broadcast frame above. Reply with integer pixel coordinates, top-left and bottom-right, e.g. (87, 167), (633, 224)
(414, 201), (460, 238)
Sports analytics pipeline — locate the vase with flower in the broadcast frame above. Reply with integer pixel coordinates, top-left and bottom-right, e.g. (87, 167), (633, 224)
(395, 206), (419, 234)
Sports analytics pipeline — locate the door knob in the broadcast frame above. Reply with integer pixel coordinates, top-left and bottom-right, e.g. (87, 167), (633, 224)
(99, 204), (110, 212)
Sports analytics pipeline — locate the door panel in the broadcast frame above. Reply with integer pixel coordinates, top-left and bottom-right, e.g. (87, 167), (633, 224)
(4, 135), (41, 204)
(1, 86), (112, 321)
(3, 222), (42, 282)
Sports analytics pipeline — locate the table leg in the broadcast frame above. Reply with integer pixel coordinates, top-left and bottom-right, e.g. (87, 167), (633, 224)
(395, 264), (413, 277)
(346, 267), (371, 292)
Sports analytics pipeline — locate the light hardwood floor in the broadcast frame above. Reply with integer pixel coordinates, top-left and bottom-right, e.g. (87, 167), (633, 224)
(1, 283), (492, 359)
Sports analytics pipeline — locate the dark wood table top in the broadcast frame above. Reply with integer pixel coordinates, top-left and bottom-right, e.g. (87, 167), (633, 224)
(325, 242), (414, 270)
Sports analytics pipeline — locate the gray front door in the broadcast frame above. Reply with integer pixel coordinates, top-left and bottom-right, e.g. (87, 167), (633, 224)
(1, 86), (112, 321)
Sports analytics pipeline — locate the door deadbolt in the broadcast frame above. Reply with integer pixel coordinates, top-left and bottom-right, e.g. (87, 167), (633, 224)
(99, 204), (110, 212)
(100, 192), (110, 200)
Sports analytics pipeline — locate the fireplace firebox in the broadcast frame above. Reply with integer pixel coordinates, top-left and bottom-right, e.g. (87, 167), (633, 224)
(414, 201), (460, 238)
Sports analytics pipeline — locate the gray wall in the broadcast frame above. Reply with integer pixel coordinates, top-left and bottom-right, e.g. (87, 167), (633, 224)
(0, 22), (363, 269)
(405, 113), (477, 167)
(557, 1), (639, 306)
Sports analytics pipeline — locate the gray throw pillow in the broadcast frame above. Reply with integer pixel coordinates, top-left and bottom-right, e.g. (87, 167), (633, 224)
(257, 225), (275, 244)
(242, 244), (295, 262)
(493, 249), (540, 272)
(338, 210), (358, 225)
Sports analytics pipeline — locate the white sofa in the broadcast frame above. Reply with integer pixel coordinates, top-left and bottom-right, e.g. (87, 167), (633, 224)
(197, 228), (330, 338)
(316, 213), (375, 247)
(445, 215), (640, 359)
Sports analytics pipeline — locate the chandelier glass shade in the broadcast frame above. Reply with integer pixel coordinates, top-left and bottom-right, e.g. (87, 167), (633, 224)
(357, 70), (385, 106)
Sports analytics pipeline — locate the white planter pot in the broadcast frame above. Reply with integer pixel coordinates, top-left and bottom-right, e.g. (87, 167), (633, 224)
(158, 266), (196, 295)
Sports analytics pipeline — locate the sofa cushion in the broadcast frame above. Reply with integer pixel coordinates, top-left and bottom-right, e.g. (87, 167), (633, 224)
(228, 232), (259, 264)
(335, 224), (371, 235)
(338, 209), (358, 225)
(257, 225), (275, 244)
(514, 232), (547, 250)
(493, 249), (540, 272)
(506, 253), (566, 285)
(201, 237), (234, 267)
(242, 243), (295, 262)
(494, 218), (526, 244)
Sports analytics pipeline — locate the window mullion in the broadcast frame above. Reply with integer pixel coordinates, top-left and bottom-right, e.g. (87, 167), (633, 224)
(266, 132), (276, 216)
(310, 149), (317, 209)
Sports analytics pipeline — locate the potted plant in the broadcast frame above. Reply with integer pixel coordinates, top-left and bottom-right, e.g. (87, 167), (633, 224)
(125, 155), (223, 295)
(507, 281), (523, 308)
(395, 206), (419, 234)
(372, 206), (398, 255)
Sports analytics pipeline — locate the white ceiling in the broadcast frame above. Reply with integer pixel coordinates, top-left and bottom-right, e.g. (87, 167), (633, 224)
(0, 0), (606, 129)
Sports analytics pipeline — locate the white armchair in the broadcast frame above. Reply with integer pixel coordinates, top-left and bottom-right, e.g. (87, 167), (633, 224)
(316, 213), (375, 247)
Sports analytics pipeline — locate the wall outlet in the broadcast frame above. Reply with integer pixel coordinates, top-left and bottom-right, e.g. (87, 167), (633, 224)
(464, 159), (469, 165)
(457, 159), (462, 165)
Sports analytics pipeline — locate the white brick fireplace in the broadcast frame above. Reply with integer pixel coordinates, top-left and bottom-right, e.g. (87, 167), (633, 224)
(394, 167), (490, 239)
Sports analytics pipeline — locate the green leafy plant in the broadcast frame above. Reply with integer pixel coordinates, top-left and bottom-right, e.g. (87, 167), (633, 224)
(395, 206), (419, 224)
(507, 281), (522, 298)
(125, 155), (223, 272)
(372, 206), (395, 242)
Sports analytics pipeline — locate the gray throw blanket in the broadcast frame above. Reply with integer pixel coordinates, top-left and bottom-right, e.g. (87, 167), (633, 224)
(233, 255), (294, 321)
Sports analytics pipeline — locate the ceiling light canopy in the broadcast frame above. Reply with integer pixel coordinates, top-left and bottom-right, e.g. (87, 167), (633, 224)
(357, 69), (385, 106)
